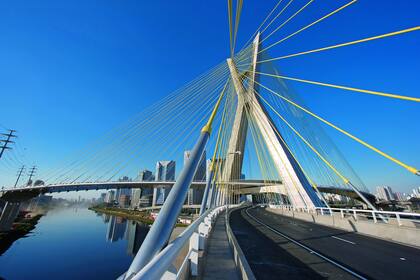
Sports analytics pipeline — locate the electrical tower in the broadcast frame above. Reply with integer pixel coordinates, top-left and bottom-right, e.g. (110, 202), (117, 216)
(0, 129), (17, 159)
(27, 165), (37, 186)
(14, 165), (26, 188)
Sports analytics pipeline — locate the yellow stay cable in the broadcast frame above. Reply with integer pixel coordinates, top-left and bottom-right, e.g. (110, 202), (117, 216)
(260, 0), (295, 35)
(259, 0), (357, 52)
(260, 0), (315, 44)
(242, 0), (285, 48)
(248, 89), (331, 207)
(258, 26), (420, 63)
(255, 91), (350, 184)
(256, 71), (420, 102)
(251, 78), (420, 176)
(239, 75), (301, 205)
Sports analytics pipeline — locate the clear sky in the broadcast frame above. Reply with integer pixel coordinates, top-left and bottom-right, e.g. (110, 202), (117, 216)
(0, 0), (419, 196)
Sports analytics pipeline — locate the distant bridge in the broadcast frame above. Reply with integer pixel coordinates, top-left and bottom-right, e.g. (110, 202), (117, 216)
(0, 180), (375, 204)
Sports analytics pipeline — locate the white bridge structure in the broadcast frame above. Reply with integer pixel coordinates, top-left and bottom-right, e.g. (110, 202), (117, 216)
(0, 1), (419, 279)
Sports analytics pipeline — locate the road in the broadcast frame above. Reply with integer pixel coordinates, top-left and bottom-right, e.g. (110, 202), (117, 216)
(230, 206), (420, 280)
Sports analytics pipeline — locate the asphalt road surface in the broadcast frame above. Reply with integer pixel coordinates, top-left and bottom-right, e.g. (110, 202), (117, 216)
(230, 206), (420, 280)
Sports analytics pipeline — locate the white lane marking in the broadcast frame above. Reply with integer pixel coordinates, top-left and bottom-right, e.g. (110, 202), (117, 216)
(246, 207), (367, 280)
(400, 257), (406, 261)
(332, 236), (356, 245)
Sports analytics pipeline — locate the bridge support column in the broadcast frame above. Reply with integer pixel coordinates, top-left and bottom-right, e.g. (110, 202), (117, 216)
(152, 188), (158, 207)
(0, 202), (21, 232)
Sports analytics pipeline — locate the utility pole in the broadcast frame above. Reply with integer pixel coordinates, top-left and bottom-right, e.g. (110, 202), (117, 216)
(0, 129), (17, 159)
(14, 165), (25, 188)
(27, 165), (37, 186)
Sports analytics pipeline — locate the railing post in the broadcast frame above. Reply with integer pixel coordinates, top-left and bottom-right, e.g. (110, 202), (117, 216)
(320, 208), (324, 216)
(353, 210), (357, 220)
(189, 231), (200, 276)
(396, 213), (402, 226)
(372, 211), (377, 223)
(340, 209), (344, 219)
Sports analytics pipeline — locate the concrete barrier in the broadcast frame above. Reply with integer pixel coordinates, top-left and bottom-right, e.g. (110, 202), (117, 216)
(267, 207), (420, 248)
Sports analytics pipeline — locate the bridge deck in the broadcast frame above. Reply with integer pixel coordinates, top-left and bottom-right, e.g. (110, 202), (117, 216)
(202, 210), (239, 280)
(231, 206), (420, 280)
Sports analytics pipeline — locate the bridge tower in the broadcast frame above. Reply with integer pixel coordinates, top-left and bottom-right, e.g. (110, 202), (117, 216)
(224, 34), (323, 208)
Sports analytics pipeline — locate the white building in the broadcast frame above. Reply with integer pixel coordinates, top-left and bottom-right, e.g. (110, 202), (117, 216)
(185, 150), (206, 205)
(153, 160), (176, 205)
(376, 186), (396, 201)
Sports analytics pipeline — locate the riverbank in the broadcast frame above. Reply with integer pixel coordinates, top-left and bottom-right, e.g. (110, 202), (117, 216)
(0, 214), (43, 255)
(89, 205), (189, 227)
(89, 205), (155, 225)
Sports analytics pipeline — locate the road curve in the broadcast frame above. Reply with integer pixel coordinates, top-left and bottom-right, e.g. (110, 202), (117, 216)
(230, 206), (420, 280)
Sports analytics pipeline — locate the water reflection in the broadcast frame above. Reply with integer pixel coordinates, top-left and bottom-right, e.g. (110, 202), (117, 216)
(0, 207), (150, 280)
(102, 214), (149, 256)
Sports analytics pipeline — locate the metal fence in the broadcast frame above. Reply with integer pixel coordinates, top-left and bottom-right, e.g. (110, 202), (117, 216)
(269, 204), (420, 226)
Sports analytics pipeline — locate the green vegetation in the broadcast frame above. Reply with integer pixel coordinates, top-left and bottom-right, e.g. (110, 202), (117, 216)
(89, 205), (155, 224)
(89, 205), (189, 227)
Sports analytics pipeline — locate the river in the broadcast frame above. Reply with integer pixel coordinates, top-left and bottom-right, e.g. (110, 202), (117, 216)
(0, 207), (149, 280)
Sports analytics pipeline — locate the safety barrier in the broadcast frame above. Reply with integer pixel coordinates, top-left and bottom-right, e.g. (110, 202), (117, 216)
(268, 204), (420, 247)
(130, 205), (226, 280)
(269, 204), (420, 226)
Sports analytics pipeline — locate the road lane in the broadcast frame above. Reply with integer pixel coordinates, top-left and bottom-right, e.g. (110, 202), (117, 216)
(242, 206), (420, 280)
(230, 207), (358, 279)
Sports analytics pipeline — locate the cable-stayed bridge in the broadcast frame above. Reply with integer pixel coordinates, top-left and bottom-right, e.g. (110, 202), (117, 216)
(1, 0), (419, 279)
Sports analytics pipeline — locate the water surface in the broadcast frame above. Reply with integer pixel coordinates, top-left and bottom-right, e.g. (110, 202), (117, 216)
(0, 207), (149, 280)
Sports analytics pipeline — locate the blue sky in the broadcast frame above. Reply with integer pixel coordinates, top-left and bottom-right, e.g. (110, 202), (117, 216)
(0, 0), (419, 194)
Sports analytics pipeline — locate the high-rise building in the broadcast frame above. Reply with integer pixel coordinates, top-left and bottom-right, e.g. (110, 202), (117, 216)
(153, 161), (176, 205)
(131, 189), (142, 208)
(119, 176), (131, 182)
(135, 169), (155, 208)
(138, 169), (154, 181)
(99, 193), (107, 203)
(184, 150), (206, 181)
(155, 161), (175, 181)
(412, 187), (420, 198)
(116, 176), (131, 204)
(376, 186), (396, 201)
(185, 150), (206, 205)
(119, 194), (131, 208)
(105, 190), (115, 203)
(394, 192), (406, 201)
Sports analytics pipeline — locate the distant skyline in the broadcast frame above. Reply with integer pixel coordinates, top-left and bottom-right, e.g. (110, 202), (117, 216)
(0, 0), (419, 195)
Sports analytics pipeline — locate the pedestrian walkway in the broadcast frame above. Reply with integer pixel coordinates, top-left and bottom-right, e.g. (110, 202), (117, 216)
(202, 211), (240, 280)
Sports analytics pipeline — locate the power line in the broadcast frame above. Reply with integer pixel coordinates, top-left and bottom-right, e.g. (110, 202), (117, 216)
(14, 165), (25, 188)
(0, 129), (17, 159)
(27, 165), (37, 186)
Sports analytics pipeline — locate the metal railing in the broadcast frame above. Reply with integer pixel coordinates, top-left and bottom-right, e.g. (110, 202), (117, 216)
(269, 204), (420, 226)
(128, 205), (226, 280)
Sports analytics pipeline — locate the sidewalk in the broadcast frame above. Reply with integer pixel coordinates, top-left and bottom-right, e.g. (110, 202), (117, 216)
(202, 211), (240, 280)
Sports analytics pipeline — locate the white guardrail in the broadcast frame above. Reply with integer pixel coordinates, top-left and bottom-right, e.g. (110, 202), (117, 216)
(130, 205), (226, 280)
(269, 204), (420, 226)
